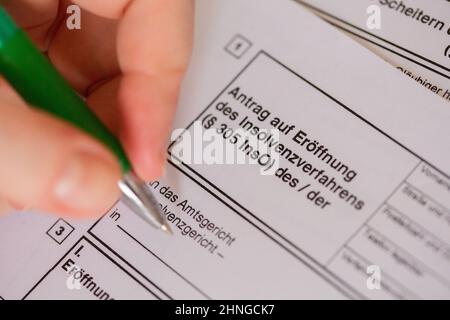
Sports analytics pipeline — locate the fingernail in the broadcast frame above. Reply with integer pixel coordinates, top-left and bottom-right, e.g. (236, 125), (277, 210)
(136, 148), (166, 180)
(54, 152), (120, 213)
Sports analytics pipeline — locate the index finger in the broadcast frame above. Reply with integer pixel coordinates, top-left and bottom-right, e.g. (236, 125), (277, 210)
(74, 0), (195, 179)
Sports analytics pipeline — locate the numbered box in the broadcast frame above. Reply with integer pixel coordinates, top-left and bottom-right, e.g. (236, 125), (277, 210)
(46, 218), (75, 245)
(225, 34), (252, 59)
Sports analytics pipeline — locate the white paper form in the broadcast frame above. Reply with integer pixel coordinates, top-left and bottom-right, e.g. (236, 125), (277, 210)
(298, 0), (450, 103)
(1, 0), (450, 300)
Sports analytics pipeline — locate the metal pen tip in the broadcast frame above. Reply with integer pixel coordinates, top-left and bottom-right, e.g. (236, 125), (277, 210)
(161, 223), (173, 235)
(118, 172), (170, 233)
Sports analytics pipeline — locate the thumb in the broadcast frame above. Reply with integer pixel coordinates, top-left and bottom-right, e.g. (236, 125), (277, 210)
(0, 96), (121, 219)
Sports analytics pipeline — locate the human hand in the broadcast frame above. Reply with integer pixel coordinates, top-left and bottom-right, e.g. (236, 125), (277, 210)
(0, 0), (194, 218)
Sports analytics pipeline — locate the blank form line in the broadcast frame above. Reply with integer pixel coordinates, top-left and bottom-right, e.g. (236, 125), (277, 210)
(116, 224), (211, 300)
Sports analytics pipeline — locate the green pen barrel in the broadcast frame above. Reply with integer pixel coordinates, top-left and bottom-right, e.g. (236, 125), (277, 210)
(0, 8), (131, 173)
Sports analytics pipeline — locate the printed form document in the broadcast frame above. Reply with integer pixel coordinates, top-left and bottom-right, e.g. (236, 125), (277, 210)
(0, 0), (449, 300)
(298, 0), (450, 104)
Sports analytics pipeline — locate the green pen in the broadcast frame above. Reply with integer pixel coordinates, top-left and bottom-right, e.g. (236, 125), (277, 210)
(0, 6), (171, 234)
